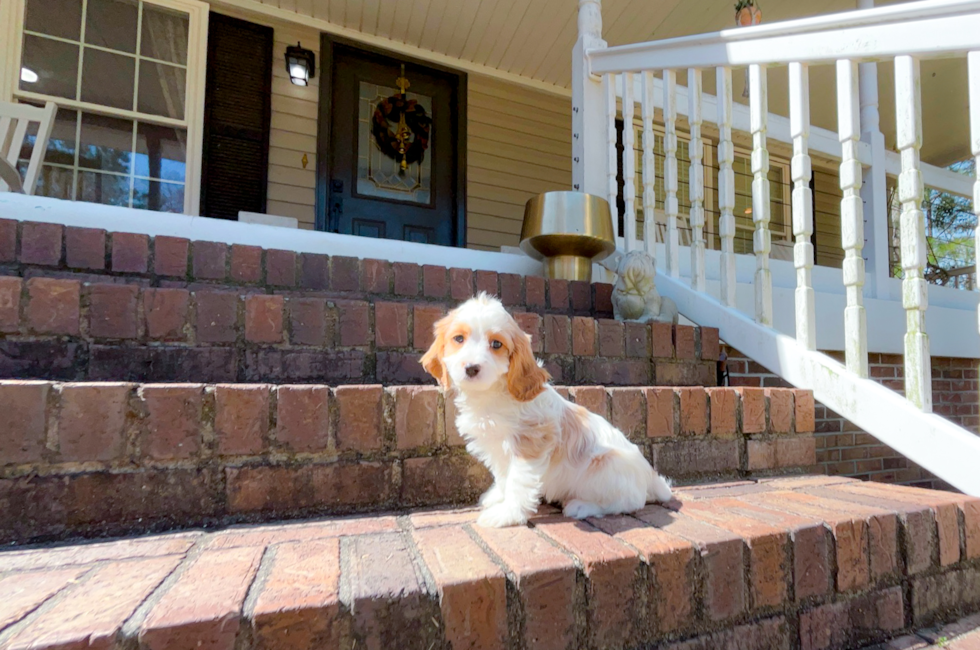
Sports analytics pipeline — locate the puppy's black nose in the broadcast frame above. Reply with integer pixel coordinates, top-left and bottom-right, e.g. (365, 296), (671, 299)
(465, 364), (481, 377)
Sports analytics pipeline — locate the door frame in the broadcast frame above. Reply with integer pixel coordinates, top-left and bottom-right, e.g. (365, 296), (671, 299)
(315, 34), (467, 247)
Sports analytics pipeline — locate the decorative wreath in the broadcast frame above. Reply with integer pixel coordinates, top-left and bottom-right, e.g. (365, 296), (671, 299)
(372, 93), (432, 168)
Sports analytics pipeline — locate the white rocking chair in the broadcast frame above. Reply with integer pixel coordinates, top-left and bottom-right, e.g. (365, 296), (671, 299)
(0, 101), (58, 195)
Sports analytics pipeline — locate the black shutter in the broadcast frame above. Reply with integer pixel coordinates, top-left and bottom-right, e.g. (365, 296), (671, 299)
(200, 13), (273, 219)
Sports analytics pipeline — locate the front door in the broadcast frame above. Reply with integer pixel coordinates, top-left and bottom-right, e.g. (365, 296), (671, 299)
(318, 39), (465, 246)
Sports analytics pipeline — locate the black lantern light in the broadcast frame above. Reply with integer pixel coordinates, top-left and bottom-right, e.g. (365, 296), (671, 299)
(285, 43), (316, 86)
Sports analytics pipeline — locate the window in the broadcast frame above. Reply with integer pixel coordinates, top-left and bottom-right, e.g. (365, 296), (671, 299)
(6, 0), (207, 213)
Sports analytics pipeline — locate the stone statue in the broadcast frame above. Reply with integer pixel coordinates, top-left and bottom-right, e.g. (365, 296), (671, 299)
(599, 250), (679, 324)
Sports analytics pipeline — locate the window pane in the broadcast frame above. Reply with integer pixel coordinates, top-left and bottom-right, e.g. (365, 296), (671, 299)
(18, 106), (77, 166)
(81, 49), (135, 110)
(78, 171), (130, 206)
(20, 35), (79, 99)
(34, 165), (75, 200)
(135, 123), (186, 181)
(84, 0), (138, 53)
(133, 178), (183, 212)
(141, 5), (189, 65)
(137, 62), (185, 119)
(25, 0), (82, 41)
(79, 113), (133, 173)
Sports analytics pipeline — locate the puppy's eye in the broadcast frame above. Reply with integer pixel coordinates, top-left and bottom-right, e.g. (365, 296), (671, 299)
(453, 335), (465, 343)
(490, 340), (503, 350)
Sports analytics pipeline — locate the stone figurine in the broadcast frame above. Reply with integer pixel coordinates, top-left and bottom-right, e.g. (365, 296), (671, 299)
(599, 250), (679, 324)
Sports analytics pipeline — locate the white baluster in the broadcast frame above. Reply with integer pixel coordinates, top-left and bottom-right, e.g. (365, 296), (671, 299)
(749, 64), (772, 325)
(837, 59), (869, 377)
(605, 73), (619, 240)
(895, 55), (932, 412)
(716, 66), (736, 307)
(970, 52), (980, 397)
(789, 62), (816, 351)
(622, 72), (637, 251)
(641, 71), (657, 258)
(688, 68), (706, 291)
(663, 69), (680, 276)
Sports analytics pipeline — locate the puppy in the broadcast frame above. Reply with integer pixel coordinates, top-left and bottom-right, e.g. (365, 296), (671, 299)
(421, 293), (673, 528)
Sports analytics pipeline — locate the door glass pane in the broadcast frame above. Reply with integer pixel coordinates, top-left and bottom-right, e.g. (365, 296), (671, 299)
(24, 0), (82, 41)
(141, 5), (189, 65)
(81, 49), (135, 110)
(84, 0), (138, 53)
(137, 62), (185, 119)
(135, 123), (186, 181)
(356, 81), (432, 205)
(79, 113), (133, 174)
(20, 35), (79, 99)
(133, 178), (183, 212)
(78, 170), (130, 206)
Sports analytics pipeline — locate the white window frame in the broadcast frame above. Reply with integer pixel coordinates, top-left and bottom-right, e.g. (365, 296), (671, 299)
(0, 0), (208, 215)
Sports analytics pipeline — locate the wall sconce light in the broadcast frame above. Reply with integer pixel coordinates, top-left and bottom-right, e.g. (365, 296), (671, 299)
(285, 43), (315, 86)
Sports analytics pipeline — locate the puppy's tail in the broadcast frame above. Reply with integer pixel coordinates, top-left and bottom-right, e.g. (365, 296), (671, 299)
(647, 469), (673, 503)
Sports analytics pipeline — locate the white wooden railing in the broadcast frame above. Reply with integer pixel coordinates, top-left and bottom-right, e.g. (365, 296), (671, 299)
(573, 0), (980, 494)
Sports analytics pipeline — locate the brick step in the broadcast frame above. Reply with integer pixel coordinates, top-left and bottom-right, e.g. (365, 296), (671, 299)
(1, 380), (813, 545)
(1, 476), (978, 650)
(0, 270), (718, 386)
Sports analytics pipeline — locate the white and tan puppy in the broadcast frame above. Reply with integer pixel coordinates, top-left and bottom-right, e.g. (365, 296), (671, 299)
(421, 293), (673, 528)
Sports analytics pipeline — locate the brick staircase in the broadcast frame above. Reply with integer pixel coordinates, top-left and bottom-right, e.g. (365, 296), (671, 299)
(1, 218), (979, 649)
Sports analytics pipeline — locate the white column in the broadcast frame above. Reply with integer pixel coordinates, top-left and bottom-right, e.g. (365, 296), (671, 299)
(641, 71), (657, 258)
(789, 62), (816, 350)
(0, 0), (17, 103)
(663, 69), (680, 277)
(970, 51), (980, 407)
(688, 68), (706, 291)
(572, 0), (609, 198)
(717, 66), (737, 307)
(622, 72), (637, 251)
(750, 64), (773, 325)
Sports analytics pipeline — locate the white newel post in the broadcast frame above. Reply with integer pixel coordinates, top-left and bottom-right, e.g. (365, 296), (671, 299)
(572, 0), (609, 199)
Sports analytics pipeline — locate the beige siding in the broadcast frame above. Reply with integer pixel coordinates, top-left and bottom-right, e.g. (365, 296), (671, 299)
(814, 169), (844, 268)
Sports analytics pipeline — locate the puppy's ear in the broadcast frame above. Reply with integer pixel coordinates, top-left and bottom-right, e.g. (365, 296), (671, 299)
(506, 323), (550, 402)
(420, 313), (452, 388)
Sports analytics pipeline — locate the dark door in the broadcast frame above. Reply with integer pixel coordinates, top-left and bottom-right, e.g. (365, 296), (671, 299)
(319, 40), (465, 246)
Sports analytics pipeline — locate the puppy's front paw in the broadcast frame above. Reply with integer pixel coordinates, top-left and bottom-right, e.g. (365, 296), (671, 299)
(479, 484), (505, 508)
(476, 504), (527, 528)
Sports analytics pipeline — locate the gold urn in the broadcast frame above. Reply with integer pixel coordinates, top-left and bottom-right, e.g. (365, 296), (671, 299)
(520, 191), (616, 282)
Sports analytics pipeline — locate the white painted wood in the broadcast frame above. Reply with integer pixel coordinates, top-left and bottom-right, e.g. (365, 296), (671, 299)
(789, 62), (816, 351)
(836, 59), (869, 378)
(0, 100), (56, 195)
(749, 64), (773, 326)
(883, 152), (973, 199)
(622, 72), (638, 251)
(571, 0), (609, 198)
(716, 66), (737, 307)
(239, 211), (300, 228)
(641, 70), (657, 258)
(970, 51), (980, 375)
(895, 54), (932, 412)
(605, 73), (620, 237)
(859, 51), (891, 300)
(688, 68), (705, 291)
(662, 69), (680, 277)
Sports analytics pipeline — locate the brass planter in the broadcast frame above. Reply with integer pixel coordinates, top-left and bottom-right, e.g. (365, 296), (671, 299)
(519, 191), (616, 282)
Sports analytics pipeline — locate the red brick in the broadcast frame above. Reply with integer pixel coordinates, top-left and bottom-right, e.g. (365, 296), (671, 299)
(0, 276), (22, 333)
(0, 381), (49, 464)
(526, 275), (546, 308)
(422, 264), (448, 298)
(514, 312), (543, 352)
(678, 387), (708, 435)
(572, 316), (596, 356)
(625, 321), (649, 358)
(707, 388), (738, 436)
(58, 383), (130, 462)
(141, 384), (203, 460)
(334, 385), (382, 451)
(700, 327), (720, 361)
(337, 299), (369, 346)
(393, 261), (420, 296)
(229, 244), (262, 283)
(4, 556), (180, 650)
(675, 325), (696, 359)
(215, 385), (269, 455)
(143, 288), (189, 341)
(776, 436), (816, 467)
(275, 385), (329, 453)
(359, 258), (391, 293)
(544, 314), (571, 354)
(413, 526), (507, 649)
(474, 525), (578, 650)
(449, 267), (474, 300)
(401, 454), (491, 505)
(392, 385), (439, 449)
(245, 295), (284, 343)
(0, 567), (87, 629)
(139, 547), (263, 650)
(87, 283), (138, 339)
(594, 282), (613, 315)
(651, 321), (674, 358)
(570, 385), (608, 418)
(300, 253), (329, 290)
(570, 280), (591, 311)
(19, 221), (62, 266)
(445, 395), (463, 446)
(111, 232), (149, 273)
(26, 277), (79, 335)
(0, 219), (16, 262)
(205, 516), (398, 550)
(329, 255), (359, 291)
(598, 319), (625, 357)
(646, 387), (677, 437)
(413, 304), (445, 351)
(0, 536), (197, 572)
(536, 518), (640, 647)
(499, 272), (523, 305)
(738, 387), (767, 434)
(265, 249), (296, 286)
(475, 269), (498, 296)
(250, 539), (341, 650)
(549, 278), (569, 310)
(795, 389), (816, 432)
(192, 240), (228, 280)
(153, 235), (189, 277)
(767, 388), (794, 433)
(747, 440), (776, 471)
(610, 387), (646, 440)
(375, 301), (409, 348)
(65, 226), (106, 269)
(287, 297), (326, 346)
(196, 291), (239, 343)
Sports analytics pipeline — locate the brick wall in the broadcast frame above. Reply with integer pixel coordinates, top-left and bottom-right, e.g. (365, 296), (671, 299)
(724, 345), (978, 491)
(0, 380), (814, 544)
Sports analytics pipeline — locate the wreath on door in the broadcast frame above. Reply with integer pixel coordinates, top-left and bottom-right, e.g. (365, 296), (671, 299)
(372, 93), (431, 171)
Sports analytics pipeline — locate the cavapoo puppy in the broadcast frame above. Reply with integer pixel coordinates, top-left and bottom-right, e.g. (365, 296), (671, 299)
(421, 293), (673, 528)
